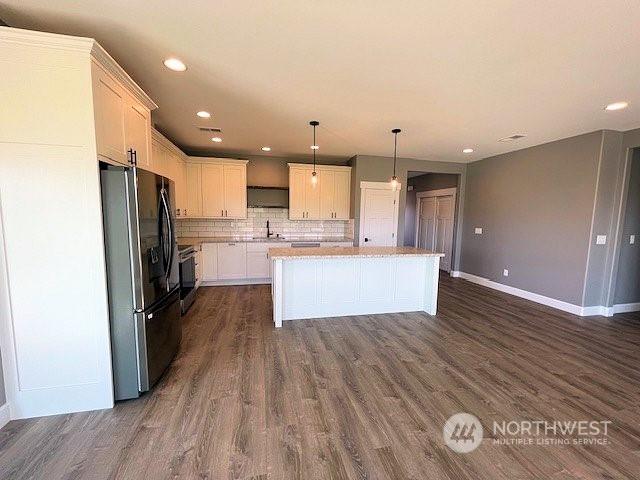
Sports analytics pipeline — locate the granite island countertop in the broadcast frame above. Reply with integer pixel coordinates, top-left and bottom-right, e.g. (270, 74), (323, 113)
(268, 246), (445, 260)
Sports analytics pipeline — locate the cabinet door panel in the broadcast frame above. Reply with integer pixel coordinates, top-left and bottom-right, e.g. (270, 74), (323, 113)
(175, 160), (187, 216)
(93, 67), (127, 165)
(223, 165), (246, 218)
(185, 163), (203, 217)
(151, 140), (167, 177)
(247, 251), (270, 278)
(217, 243), (247, 279)
(289, 168), (306, 219)
(305, 171), (321, 219)
(333, 170), (351, 220)
(201, 164), (224, 218)
(201, 243), (218, 281)
(319, 170), (335, 220)
(125, 101), (150, 168)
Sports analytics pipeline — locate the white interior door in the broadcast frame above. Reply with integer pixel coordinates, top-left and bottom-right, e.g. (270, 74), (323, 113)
(417, 197), (436, 250)
(359, 183), (400, 246)
(435, 195), (454, 272)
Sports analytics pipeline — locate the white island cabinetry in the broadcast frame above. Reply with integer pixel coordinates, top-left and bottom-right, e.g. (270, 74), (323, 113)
(269, 247), (444, 327)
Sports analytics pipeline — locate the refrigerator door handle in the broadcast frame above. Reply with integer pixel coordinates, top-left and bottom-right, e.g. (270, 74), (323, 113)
(160, 188), (174, 285)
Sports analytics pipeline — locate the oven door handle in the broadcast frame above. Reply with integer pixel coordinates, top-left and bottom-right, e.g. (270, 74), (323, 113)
(179, 251), (196, 262)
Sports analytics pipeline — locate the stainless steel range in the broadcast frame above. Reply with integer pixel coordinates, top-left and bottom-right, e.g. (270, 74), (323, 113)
(178, 244), (197, 314)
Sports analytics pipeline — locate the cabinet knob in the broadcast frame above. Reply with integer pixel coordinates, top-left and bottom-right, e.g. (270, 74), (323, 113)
(364, 237), (370, 242)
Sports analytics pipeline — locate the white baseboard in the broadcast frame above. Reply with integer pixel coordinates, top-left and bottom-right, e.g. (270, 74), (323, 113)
(453, 271), (618, 317)
(0, 402), (11, 430)
(450, 270), (462, 278)
(613, 302), (640, 314)
(200, 278), (271, 287)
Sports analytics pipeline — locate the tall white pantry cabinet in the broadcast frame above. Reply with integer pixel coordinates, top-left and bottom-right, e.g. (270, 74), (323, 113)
(0, 27), (157, 422)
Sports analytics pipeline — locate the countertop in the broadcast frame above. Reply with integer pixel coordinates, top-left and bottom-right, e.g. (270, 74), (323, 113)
(268, 246), (445, 259)
(178, 236), (354, 246)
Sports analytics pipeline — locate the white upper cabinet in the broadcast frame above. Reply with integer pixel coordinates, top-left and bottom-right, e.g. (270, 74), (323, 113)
(202, 163), (225, 217)
(92, 61), (154, 167)
(150, 129), (188, 216)
(289, 164), (351, 220)
(124, 97), (150, 168)
(185, 162), (203, 218)
(185, 159), (247, 219)
(92, 63), (127, 165)
(222, 164), (247, 218)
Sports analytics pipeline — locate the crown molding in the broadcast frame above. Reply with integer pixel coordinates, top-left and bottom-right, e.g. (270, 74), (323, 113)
(0, 26), (157, 111)
(90, 41), (157, 110)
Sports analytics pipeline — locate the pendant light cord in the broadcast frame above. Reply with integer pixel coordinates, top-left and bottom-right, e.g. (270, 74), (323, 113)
(313, 124), (316, 172)
(393, 131), (397, 177)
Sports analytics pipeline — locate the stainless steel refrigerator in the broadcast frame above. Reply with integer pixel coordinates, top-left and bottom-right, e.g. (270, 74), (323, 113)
(100, 164), (181, 401)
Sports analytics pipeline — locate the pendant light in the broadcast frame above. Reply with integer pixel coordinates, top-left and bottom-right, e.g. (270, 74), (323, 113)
(390, 128), (401, 190)
(310, 120), (319, 186)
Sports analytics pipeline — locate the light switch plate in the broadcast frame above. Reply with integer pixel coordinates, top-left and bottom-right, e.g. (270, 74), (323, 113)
(474, 227), (483, 235)
(503, 269), (509, 277)
(596, 235), (607, 245)
(631, 235), (636, 245)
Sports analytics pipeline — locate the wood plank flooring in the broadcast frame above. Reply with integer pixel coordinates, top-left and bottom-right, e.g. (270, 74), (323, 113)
(1, 275), (639, 479)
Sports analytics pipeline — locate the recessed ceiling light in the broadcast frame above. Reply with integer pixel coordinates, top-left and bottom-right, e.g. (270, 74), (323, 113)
(196, 111), (211, 118)
(310, 145), (319, 150)
(462, 148), (474, 154)
(261, 146), (271, 152)
(605, 101), (628, 111)
(211, 137), (222, 143)
(163, 57), (187, 72)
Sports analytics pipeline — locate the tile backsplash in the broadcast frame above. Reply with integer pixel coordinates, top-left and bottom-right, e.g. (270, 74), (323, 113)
(176, 207), (354, 239)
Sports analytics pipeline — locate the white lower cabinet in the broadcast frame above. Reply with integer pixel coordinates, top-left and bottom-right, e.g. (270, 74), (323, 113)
(247, 243), (272, 279)
(217, 243), (247, 279)
(195, 247), (202, 287)
(196, 241), (352, 284)
(201, 243), (218, 281)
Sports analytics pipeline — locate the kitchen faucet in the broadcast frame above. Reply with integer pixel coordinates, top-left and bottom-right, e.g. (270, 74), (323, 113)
(267, 220), (273, 238)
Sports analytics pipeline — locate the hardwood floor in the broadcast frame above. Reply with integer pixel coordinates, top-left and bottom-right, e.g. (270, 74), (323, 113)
(1, 275), (639, 479)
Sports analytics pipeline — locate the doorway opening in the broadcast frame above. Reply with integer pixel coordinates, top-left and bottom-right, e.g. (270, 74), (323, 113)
(404, 172), (460, 273)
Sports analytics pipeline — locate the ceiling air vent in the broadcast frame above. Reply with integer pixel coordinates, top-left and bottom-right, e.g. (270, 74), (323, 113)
(498, 134), (527, 142)
(196, 126), (223, 133)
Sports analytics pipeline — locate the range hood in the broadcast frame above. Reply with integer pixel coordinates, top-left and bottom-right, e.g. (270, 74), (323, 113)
(247, 186), (289, 208)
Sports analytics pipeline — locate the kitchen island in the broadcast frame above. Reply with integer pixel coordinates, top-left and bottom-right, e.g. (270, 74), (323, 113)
(269, 246), (444, 327)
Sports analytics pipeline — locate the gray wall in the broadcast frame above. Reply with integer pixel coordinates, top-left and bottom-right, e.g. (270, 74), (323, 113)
(614, 148), (640, 304)
(349, 155), (466, 268)
(460, 131), (604, 305)
(582, 130), (625, 307)
(404, 173), (460, 247)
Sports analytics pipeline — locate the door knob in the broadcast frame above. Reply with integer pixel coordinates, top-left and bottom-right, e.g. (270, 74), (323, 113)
(364, 237), (370, 242)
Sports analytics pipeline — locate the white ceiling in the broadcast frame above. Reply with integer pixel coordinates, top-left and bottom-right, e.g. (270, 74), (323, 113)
(2, 1), (639, 163)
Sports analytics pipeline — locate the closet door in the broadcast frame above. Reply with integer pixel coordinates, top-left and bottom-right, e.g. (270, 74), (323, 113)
(435, 195), (454, 272)
(418, 197), (437, 250)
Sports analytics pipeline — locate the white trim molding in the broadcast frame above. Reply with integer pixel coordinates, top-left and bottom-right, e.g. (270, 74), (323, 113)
(0, 403), (10, 430)
(453, 271), (621, 317)
(612, 302), (640, 314)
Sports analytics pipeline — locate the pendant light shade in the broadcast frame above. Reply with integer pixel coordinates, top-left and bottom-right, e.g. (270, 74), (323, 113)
(310, 121), (319, 186)
(390, 128), (401, 190)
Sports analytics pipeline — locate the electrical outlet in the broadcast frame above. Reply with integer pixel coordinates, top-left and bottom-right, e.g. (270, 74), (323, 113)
(596, 235), (607, 245)
(474, 227), (483, 235)
(503, 269), (509, 277)
(631, 235), (636, 245)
